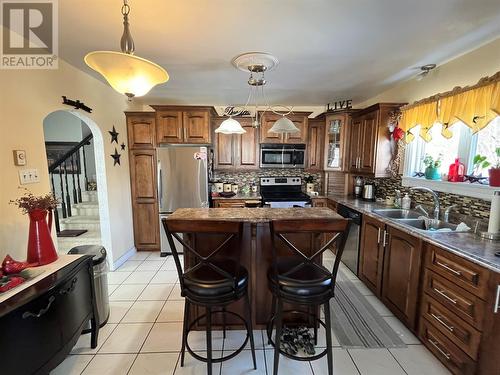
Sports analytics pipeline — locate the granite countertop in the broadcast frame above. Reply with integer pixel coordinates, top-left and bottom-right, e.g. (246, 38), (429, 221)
(211, 193), (262, 200)
(169, 207), (342, 223)
(327, 195), (500, 273)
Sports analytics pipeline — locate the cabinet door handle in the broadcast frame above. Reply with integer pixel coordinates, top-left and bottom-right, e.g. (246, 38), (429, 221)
(430, 313), (455, 332)
(435, 261), (462, 277)
(428, 338), (451, 360)
(434, 288), (458, 305)
(494, 285), (500, 313)
(382, 230), (387, 247)
(59, 277), (78, 295)
(22, 296), (55, 319)
(377, 228), (381, 244)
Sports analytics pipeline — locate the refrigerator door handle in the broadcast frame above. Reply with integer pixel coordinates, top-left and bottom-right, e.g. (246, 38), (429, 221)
(157, 161), (163, 209)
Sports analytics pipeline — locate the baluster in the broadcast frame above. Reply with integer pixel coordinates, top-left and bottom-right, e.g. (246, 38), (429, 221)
(59, 166), (67, 218)
(82, 143), (89, 191)
(50, 172), (61, 233)
(70, 153), (78, 204)
(64, 161), (72, 217)
(76, 151), (82, 203)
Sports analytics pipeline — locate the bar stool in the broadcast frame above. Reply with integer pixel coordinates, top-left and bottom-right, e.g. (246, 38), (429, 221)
(162, 219), (257, 375)
(266, 218), (350, 375)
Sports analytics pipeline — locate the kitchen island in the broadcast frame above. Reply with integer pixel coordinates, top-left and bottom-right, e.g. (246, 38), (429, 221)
(167, 207), (344, 329)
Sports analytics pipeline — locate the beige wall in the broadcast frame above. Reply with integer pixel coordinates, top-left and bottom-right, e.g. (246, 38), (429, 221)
(356, 38), (500, 108)
(0, 59), (137, 266)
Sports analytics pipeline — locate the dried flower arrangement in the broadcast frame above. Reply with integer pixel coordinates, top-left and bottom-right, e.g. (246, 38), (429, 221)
(10, 189), (58, 214)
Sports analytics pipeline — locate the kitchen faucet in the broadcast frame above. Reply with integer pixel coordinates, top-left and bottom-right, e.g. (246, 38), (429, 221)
(444, 204), (458, 223)
(410, 187), (440, 220)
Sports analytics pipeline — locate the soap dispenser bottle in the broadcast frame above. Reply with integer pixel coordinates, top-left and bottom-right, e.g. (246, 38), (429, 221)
(402, 193), (411, 209)
(448, 158), (465, 182)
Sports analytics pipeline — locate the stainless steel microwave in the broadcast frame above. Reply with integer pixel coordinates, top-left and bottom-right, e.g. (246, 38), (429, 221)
(260, 144), (306, 168)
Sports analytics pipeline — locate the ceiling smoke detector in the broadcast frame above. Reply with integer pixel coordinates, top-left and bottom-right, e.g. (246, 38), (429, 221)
(415, 64), (437, 81)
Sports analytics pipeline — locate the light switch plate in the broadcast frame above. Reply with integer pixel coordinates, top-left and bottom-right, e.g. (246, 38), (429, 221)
(13, 150), (26, 166)
(19, 169), (40, 184)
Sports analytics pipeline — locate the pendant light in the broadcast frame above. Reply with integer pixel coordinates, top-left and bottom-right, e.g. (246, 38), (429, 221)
(84, 0), (169, 98)
(214, 116), (246, 134)
(268, 115), (300, 134)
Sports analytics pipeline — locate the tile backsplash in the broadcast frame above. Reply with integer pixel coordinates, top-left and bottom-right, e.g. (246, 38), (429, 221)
(375, 175), (491, 221)
(213, 169), (322, 193)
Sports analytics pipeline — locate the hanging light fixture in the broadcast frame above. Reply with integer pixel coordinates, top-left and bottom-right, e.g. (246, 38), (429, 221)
(269, 114), (300, 134)
(214, 115), (246, 134)
(84, 0), (169, 99)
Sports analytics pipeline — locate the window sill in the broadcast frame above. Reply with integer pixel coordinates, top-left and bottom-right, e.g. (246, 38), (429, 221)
(402, 176), (498, 201)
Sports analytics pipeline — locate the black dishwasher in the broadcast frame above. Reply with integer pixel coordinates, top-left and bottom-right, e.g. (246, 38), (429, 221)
(337, 203), (362, 275)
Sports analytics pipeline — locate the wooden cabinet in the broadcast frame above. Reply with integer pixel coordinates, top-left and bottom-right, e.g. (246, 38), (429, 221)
(381, 225), (422, 329)
(260, 112), (309, 144)
(324, 112), (354, 171)
(213, 199), (261, 208)
(306, 119), (323, 170)
(359, 215), (385, 295)
(311, 198), (328, 207)
(129, 149), (159, 251)
(126, 112), (156, 149)
(348, 103), (405, 177)
(153, 106), (214, 145)
(213, 118), (259, 170)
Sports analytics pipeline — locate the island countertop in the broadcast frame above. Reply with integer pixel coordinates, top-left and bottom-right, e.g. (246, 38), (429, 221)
(168, 207), (342, 222)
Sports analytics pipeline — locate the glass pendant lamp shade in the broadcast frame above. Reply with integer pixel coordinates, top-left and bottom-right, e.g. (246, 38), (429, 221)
(269, 116), (300, 134)
(214, 117), (246, 134)
(85, 51), (169, 98)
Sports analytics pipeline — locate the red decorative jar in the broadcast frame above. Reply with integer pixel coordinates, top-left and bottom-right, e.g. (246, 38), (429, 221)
(490, 168), (500, 187)
(27, 209), (58, 265)
(448, 158), (465, 182)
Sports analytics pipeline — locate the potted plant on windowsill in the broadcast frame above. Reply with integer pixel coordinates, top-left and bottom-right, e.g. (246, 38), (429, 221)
(423, 154), (442, 180)
(489, 147), (500, 187)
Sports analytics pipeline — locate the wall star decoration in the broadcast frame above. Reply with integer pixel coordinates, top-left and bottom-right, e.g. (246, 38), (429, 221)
(111, 148), (121, 166)
(108, 126), (119, 144)
(120, 142), (126, 150)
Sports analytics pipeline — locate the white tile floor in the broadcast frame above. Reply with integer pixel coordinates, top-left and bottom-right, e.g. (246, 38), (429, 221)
(52, 252), (451, 375)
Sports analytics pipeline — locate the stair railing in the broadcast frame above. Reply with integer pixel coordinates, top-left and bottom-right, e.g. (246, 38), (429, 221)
(47, 133), (93, 233)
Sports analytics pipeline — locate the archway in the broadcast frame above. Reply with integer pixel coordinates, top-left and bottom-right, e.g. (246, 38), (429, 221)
(42, 110), (112, 262)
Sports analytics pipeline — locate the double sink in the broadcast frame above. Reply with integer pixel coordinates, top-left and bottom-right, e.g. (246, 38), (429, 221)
(372, 208), (468, 233)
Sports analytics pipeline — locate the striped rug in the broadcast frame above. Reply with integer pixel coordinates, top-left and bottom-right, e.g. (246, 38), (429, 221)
(329, 270), (407, 349)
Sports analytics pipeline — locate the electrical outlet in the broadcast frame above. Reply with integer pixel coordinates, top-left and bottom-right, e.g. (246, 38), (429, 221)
(19, 169), (40, 184)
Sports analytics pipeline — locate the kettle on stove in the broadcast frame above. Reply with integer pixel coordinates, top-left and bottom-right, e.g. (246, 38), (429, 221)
(362, 182), (376, 201)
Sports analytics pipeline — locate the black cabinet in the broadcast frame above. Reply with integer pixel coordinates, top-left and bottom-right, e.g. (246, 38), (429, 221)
(0, 256), (98, 375)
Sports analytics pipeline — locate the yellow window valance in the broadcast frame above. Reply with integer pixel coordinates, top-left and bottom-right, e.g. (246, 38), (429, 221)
(399, 72), (500, 143)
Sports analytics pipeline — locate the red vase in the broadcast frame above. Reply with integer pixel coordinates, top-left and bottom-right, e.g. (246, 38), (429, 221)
(490, 168), (500, 187)
(27, 209), (58, 266)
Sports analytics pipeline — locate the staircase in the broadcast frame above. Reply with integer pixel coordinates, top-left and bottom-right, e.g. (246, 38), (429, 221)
(57, 191), (102, 253)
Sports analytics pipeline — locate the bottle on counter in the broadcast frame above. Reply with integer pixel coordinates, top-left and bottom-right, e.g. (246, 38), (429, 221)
(402, 193), (411, 209)
(394, 190), (402, 208)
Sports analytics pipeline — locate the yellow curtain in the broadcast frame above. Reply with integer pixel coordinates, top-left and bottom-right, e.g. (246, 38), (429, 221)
(400, 78), (499, 143)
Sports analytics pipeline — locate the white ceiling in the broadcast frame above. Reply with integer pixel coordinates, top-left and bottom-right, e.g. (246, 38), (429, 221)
(60, 0), (500, 106)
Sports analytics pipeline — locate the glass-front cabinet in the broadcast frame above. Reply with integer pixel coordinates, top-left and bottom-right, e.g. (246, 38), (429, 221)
(324, 113), (349, 171)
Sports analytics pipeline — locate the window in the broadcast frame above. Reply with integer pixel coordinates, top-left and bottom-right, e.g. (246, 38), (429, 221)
(404, 117), (499, 177)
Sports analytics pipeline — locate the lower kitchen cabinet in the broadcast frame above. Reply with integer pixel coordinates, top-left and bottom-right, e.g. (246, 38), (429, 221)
(381, 225), (422, 330)
(359, 215), (385, 295)
(213, 199), (261, 208)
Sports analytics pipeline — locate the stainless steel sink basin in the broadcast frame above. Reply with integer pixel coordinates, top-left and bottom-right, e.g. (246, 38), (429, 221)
(372, 208), (422, 219)
(397, 218), (468, 233)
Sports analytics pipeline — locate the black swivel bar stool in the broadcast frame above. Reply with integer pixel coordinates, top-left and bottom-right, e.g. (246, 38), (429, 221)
(162, 218), (257, 375)
(266, 218), (350, 375)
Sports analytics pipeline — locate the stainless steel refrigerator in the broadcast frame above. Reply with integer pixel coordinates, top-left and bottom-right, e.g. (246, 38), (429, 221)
(157, 146), (209, 255)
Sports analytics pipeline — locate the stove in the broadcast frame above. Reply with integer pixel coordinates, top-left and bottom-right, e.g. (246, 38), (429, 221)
(260, 177), (311, 208)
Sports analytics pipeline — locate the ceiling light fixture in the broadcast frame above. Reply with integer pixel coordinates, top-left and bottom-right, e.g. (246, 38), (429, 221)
(229, 52), (297, 134)
(84, 0), (169, 99)
(214, 114), (246, 134)
(415, 64), (436, 81)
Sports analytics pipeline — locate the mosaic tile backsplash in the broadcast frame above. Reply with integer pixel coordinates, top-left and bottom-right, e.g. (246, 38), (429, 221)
(213, 169), (323, 193)
(374, 175), (491, 222)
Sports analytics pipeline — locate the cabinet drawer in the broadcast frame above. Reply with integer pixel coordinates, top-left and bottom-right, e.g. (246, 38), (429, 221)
(419, 318), (476, 375)
(424, 270), (485, 330)
(426, 244), (489, 299)
(421, 294), (481, 360)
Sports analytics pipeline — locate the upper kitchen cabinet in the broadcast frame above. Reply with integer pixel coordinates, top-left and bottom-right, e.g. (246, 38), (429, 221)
(152, 105), (216, 145)
(213, 117), (259, 170)
(260, 112), (309, 144)
(306, 118), (324, 171)
(348, 103), (405, 177)
(323, 111), (356, 171)
(126, 112), (156, 149)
